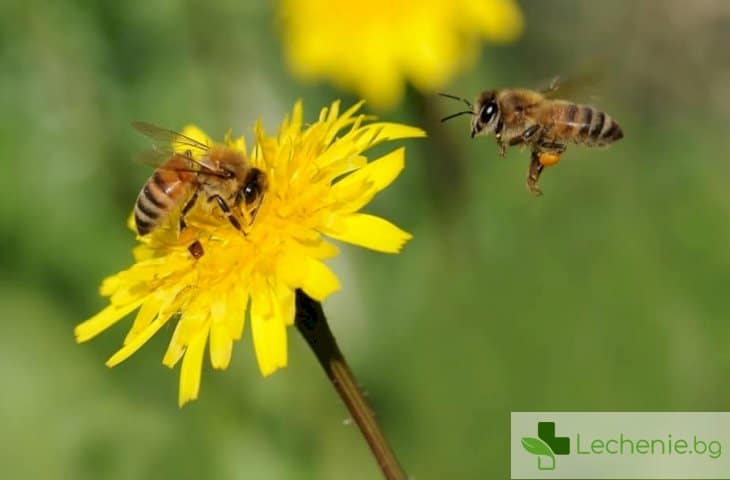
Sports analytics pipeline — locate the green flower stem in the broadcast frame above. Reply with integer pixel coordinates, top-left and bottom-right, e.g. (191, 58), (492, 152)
(295, 290), (406, 480)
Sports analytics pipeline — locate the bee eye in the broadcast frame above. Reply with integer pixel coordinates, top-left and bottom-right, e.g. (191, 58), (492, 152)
(480, 102), (497, 124)
(243, 183), (258, 204)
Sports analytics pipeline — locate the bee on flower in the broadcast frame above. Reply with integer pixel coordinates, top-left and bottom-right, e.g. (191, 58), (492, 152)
(130, 121), (268, 258)
(76, 101), (425, 406)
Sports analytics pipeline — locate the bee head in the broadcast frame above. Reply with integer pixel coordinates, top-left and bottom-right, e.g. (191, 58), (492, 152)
(240, 168), (266, 206)
(438, 91), (500, 139)
(237, 167), (268, 228)
(470, 90), (500, 138)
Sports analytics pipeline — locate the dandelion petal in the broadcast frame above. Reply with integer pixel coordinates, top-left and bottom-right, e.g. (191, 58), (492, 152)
(75, 299), (144, 343)
(209, 295), (236, 370)
(322, 213), (412, 254)
(179, 329), (208, 407)
(367, 123), (427, 144)
(300, 257), (340, 302)
(274, 282), (296, 327)
(226, 289), (248, 341)
(331, 148), (405, 213)
(106, 313), (170, 367)
(123, 295), (164, 345)
(209, 320), (233, 370)
(251, 290), (288, 377)
(163, 322), (185, 368)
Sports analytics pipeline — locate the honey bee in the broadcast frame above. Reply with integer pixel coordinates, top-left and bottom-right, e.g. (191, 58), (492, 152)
(440, 79), (623, 195)
(132, 122), (267, 258)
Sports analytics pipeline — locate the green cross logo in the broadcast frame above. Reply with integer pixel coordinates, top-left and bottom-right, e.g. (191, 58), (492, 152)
(521, 421), (570, 470)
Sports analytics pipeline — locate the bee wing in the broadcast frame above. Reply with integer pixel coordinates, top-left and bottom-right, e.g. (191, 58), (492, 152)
(539, 76), (562, 95)
(538, 71), (603, 102)
(132, 121), (210, 152)
(132, 122), (227, 177)
(133, 148), (194, 170)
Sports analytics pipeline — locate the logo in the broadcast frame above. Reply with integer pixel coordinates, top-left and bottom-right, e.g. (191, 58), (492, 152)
(512, 413), (730, 479)
(521, 421), (570, 470)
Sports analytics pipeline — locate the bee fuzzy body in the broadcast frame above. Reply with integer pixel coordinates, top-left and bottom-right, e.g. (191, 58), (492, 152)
(135, 156), (194, 235)
(440, 84), (624, 195)
(131, 123), (268, 239)
(538, 100), (623, 147)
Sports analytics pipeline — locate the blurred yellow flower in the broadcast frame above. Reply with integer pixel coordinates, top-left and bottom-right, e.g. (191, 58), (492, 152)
(279, 0), (524, 110)
(75, 101), (425, 406)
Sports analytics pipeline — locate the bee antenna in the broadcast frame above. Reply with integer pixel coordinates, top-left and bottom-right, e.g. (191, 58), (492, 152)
(440, 111), (474, 123)
(438, 92), (473, 108)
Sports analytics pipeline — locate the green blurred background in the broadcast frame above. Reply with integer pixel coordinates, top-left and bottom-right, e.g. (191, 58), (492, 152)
(2, 1), (730, 478)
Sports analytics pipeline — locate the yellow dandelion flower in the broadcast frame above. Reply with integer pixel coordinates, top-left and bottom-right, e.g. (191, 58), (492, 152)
(279, 0), (524, 110)
(76, 101), (425, 406)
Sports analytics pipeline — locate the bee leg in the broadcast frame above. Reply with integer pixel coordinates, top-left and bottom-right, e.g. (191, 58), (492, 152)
(497, 140), (507, 157)
(509, 125), (542, 147)
(208, 194), (244, 232)
(541, 144), (566, 153)
(179, 191), (199, 232)
(526, 150), (544, 196)
(537, 139), (567, 155)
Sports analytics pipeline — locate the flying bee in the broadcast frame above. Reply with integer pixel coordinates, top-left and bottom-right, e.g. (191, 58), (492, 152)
(440, 78), (624, 195)
(132, 122), (267, 258)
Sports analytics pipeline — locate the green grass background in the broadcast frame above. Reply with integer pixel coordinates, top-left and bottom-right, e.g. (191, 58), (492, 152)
(1, 1), (729, 478)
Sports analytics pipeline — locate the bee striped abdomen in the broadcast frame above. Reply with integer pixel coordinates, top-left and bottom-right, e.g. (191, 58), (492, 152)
(544, 102), (623, 147)
(577, 106), (593, 139)
(584, 107), (623, 146)
(135, 167), (192, 235)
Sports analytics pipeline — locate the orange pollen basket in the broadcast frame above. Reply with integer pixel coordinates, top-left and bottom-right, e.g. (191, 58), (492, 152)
(538, 152), (561, 167)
